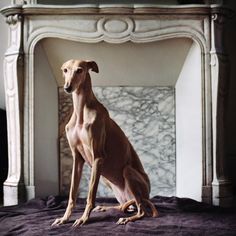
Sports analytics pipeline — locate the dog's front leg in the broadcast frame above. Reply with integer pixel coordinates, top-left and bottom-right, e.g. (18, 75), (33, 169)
(72, 158), (103, 227)
(52, 153), (84, 226)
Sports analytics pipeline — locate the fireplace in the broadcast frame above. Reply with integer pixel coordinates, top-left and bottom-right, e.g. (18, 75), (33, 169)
(1, 2), (233, 206)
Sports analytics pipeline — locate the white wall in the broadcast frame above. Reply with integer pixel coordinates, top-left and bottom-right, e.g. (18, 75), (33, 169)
(0, 0), (9, 109)
(175, 42), (202, 201)
(34, 43), (59, 197)
(42, 38), (192, 87)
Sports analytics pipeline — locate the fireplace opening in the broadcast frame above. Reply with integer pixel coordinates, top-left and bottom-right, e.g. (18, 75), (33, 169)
(34, 37), (202, 201)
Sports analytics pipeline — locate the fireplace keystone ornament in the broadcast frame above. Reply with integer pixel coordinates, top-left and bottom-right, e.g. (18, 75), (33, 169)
(0, 2), (234, 207)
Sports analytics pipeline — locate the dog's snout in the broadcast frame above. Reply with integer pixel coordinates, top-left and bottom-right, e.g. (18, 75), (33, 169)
(64, 84), (72, 93)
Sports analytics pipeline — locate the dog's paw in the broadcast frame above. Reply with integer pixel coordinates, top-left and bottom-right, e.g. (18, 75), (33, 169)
(93, 205), (106, 212)
(51, 217), (68, 227)
(116, 217), (130, 225)
(72, 216), (89, 228)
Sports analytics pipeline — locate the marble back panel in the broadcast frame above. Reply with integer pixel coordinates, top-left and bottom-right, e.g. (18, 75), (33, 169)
(59, 86), (175, 197)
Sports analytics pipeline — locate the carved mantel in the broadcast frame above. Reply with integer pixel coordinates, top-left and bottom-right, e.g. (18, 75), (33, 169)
(0, 3), (233, 206)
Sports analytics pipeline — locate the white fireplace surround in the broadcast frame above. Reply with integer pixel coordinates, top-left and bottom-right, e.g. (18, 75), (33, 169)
(1, 3), (234, 206)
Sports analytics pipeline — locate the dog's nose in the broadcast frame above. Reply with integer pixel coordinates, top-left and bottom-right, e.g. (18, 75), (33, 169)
(64, 84), (72, 93)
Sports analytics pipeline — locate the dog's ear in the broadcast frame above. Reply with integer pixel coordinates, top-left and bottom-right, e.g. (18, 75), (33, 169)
(86, 61), (99, 73)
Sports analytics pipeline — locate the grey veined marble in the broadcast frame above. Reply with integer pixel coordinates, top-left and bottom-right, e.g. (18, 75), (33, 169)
(59, 86), (176, 198)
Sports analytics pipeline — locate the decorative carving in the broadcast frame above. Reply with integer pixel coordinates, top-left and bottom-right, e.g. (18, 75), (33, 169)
(26, 15), (206, 49)
(211, 13), (226, 24)
(6, 14), (22, 25)
(97, 17), (134, 40)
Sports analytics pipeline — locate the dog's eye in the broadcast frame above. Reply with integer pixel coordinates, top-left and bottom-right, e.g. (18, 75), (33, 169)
(76, 68), (83, 74)
(63, 68), (68, 73)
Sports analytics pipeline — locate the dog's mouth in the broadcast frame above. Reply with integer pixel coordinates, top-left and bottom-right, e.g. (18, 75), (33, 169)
(64, 84), (73, 94)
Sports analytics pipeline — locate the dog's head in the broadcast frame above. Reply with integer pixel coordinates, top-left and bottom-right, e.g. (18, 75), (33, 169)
(61, 59), (99, 94)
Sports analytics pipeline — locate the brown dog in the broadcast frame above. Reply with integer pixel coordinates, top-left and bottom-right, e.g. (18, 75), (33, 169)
(52, 59), (158, 227)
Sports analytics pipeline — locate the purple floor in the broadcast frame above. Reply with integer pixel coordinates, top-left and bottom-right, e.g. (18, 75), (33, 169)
(0, 195), (235, 236)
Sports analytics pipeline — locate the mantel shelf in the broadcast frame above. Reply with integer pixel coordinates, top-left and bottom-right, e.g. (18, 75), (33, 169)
(0, 3), (233, 17)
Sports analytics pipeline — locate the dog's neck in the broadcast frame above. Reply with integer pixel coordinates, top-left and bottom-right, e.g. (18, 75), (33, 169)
(72, 73), (96, 125)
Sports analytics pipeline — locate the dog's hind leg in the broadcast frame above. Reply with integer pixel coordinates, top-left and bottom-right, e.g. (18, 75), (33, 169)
(94, 177), (136, 213)
(116, 165), (155, 224)
(93, 199), (136, 213)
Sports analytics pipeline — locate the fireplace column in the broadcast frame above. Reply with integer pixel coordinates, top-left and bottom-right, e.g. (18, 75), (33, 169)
(210, 11), (233, 207)
(3, 14), (25, 206)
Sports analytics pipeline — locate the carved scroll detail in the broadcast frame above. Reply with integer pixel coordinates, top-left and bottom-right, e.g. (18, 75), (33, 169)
(6, 14), (22, 25)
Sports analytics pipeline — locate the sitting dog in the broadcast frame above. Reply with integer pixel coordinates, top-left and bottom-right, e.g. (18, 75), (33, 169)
(52, 59), (158, 227)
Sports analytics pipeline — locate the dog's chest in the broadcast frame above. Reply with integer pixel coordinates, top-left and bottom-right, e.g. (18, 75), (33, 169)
(68, 108), (97, 166)
(78, 126), (95, 166)
(80, 106), (96, 143)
